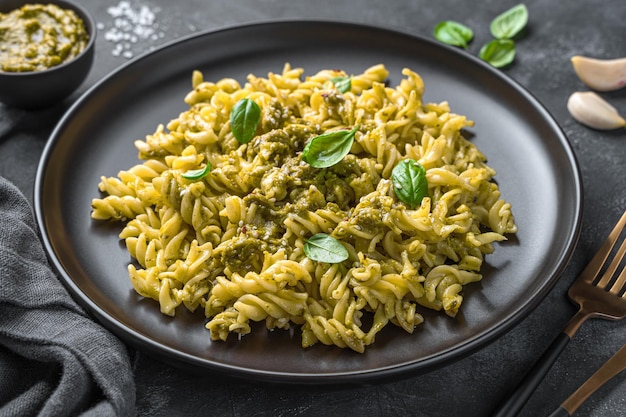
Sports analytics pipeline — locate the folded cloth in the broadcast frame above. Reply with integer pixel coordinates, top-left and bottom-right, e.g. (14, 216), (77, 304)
(0, 177), (135, 417)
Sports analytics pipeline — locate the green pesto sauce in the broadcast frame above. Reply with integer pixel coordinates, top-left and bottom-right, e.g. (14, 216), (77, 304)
(0, 3), (89, 72)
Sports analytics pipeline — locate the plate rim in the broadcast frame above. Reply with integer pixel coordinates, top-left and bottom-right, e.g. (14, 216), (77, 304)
(34, 19), (583, 383)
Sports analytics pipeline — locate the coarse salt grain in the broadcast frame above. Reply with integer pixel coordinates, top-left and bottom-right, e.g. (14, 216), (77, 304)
(99, 1), (164, 59)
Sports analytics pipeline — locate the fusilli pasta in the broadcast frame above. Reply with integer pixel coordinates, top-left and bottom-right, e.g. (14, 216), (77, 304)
(92, 63), (517, 352)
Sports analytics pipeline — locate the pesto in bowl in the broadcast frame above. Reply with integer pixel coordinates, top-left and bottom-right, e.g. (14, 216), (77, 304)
(0, 3), (89, 73)
(0, 0), (95, 109)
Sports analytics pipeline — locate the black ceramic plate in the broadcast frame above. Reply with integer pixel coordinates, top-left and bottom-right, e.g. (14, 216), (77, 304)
(35, 21), (582, 384)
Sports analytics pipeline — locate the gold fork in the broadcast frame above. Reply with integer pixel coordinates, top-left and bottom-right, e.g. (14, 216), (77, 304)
(492, 210), (626, 417)
(547, 342), (626, 416)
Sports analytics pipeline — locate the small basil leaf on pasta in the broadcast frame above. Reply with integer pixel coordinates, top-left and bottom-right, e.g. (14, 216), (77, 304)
(433, 21), (474, 49)
(304, 233), (349, 263)
(490, 4), (528, 40)
(479, 39), (516, 68)
(181, 162), (211, 180)
(392, 159), (428, 209)
(329, 76), (352, 93)
(230, 98), (261, 144)
(302, 125), (358, 168)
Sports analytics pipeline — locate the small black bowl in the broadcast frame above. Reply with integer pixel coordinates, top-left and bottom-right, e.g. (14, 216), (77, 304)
(0, 0), (96, 109)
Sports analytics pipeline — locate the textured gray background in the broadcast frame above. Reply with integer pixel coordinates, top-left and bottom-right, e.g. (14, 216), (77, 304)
(1, 0), (625, 416)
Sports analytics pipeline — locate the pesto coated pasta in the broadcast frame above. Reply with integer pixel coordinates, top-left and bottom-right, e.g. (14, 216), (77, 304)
(91, 63), (517, 353)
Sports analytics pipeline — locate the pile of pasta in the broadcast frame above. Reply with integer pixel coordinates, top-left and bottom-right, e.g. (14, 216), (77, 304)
(91, 64), (517, 353)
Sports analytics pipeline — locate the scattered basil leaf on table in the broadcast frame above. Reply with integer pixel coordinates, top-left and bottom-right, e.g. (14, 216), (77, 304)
(432, 3), (529, 68)
(230, 98), (261, 144)
(490, 3), (528, 39)
(304, 233), (349, 263)
(329, 76), (352, 93)
(391, 159), (428, 209)
(479, 39), (516, 68)
(302, 125), (359, 168)
(433, 21), (474, 49)
(181, 163), (211, 180)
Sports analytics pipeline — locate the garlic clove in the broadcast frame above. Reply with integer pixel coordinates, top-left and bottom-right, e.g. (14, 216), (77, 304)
(571, 56), (626, 92)
(567, 91), (626, 130)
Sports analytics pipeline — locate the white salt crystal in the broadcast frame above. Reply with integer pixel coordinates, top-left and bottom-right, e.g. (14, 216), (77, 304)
(101, 0), (164, 59)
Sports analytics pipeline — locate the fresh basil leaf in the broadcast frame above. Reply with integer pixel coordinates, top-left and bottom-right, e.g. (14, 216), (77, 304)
(391, 159), (428, 209)
(302, 125), (359, 168)
(433, 21), (474, 49)
(479, 39), (516, 68)
(304, 233), (349, 264)
(181, 162), (211, 180)
(329, 76), (352, 93)
(230, 98), (261, 144)
(490, 4), (528, 40)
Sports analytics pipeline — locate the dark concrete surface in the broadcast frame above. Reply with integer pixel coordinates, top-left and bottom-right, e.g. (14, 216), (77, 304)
(1, 1), (624, 416)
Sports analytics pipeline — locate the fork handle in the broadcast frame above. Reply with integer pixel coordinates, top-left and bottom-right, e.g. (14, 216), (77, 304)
(491, 332), (571, 417)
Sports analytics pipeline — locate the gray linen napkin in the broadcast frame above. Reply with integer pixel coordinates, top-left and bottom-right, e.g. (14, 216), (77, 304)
(0, 177), (135, 416)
